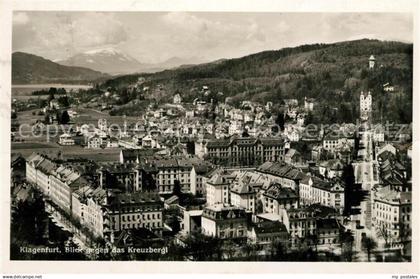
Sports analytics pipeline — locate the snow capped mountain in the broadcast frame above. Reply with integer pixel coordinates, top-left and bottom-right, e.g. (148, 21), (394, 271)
(57, 47), (207, 75)
(57, 48), (146, 75)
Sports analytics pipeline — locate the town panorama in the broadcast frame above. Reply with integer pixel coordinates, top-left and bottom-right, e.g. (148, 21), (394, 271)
(10, 12), (412, 262)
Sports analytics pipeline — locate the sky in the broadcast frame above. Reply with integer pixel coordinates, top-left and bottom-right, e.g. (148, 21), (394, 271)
(12, 12), (413, 64)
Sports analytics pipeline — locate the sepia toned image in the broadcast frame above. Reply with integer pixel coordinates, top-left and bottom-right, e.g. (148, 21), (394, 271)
(9, 10), (413, 264)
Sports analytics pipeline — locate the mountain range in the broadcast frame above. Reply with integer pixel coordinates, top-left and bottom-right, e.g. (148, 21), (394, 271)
(57, 47), (206, 75)
(12, 52), (109, 84)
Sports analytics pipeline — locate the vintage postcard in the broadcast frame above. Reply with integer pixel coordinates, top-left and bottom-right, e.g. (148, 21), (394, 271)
(0, 0), (419, 275)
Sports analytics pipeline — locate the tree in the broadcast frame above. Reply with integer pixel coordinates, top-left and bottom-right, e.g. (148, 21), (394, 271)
(362, 236), (377, 262)
(48, 87), (57, 102)
(339, 230), (354, 261)
(223, 240), (237, 260)
(44, 114), (50, 124)
(275, 112), (285, 131)
(57, 96), (70, 108)
(172, 180), (182, 197)
(60, 110), (70, 124)
(272, 239), (287, 260)
(182, 231), (222, 260)
(376, 223), (391, 249)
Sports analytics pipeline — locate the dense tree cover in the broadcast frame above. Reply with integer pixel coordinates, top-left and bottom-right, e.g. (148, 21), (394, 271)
(32, 87), (67, 96)
(97, 39), (412, 121)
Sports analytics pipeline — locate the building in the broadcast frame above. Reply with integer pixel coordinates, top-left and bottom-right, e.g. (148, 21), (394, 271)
(304, 97), (315, 111)
(284, 148), (303, 166)
(383, 82), (394, 92)
(108, 191), (163, 234)
(201, 204), (248, 239)
(281, 207), (317, 247)
(191, 160), (214, 196)
(142, 135), (162, 149)
(49, 165), (88, 214)
(316, 219), (343, 248)
(72, 186), (108, 238)
(373, 124), (385, 143)
(281, 205), (342, 248)
(205, 169), (233, 205)
(299, 175), (345, 213)
(59, 133), (75, 145)
(173, 93), (182, 104)
(255, 162), (305, 190)
(230, 181), (257, 213)
(263, 183), (299, 216)
(248, 221), (289, 247)
(206, 136), (285, 167)
(98, 118), (107, 132)
(318, 159), (344, 179)
(153, 158), (197, 194)
(97, 163), (143, 193)
(26, 153), (57, 196)
(369, 54), (376, 69)
(26, 153), (90, 215)
(87, 135), (102, 149)
(119, 148), (160, 164)
(322, 133), (355, 153)
(372, 187), (412, 248)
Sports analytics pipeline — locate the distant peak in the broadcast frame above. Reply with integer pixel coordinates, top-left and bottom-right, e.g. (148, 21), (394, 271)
(84, 47), (122, 55)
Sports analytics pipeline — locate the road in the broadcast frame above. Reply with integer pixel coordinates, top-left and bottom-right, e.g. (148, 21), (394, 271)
(352, 120), (378, 254)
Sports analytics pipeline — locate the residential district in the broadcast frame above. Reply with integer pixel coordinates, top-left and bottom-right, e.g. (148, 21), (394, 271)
(11, 56), (412, 261)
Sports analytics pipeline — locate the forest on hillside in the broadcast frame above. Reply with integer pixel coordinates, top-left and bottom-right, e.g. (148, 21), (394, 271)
(98, 39), (412, 124)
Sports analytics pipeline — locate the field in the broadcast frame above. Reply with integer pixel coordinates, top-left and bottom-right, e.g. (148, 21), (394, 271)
(12, 142), (120, 162)
(73, 108), (140, 126)
(12, 84), (92, 101)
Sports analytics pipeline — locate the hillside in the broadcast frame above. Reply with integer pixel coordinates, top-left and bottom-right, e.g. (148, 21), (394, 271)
(12, 52), (109, 84)
(100, 39), (412, 123)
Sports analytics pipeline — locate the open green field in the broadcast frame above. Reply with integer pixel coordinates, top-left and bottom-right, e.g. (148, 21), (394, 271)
(12, 84), (92, 101)
(73, 108), (140, 126)
(12, 141), (120, 162)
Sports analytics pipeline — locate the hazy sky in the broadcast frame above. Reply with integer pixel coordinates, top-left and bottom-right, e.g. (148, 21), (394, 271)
(13, 12), (413, 64)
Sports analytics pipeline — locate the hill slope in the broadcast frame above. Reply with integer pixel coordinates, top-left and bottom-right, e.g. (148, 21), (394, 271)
(12, 52), (109, 84)
(100, 39), (412, 123)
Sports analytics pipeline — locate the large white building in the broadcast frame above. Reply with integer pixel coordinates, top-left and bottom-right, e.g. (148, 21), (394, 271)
(263, 183), (299, 216)
(201, 204), (248, 239)
(230, 182), (257, 213)
(372, 187), (411, 248)
(72, 186), (108, 237)
(205, 170), (233, 205)
(108, 192), (164, 234)
(154, 159), (197, 194)
(299, 175), (345, 213)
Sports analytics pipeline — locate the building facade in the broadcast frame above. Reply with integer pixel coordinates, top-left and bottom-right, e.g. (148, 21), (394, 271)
(206, 136), (285, 167)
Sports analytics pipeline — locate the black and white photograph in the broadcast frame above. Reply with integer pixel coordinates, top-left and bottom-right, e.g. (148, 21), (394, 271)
(1, 0), (419, 276)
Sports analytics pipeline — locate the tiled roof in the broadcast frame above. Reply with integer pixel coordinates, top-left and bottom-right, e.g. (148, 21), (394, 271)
(257, 162), (304, 181)
(264, 183), (298, 200)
